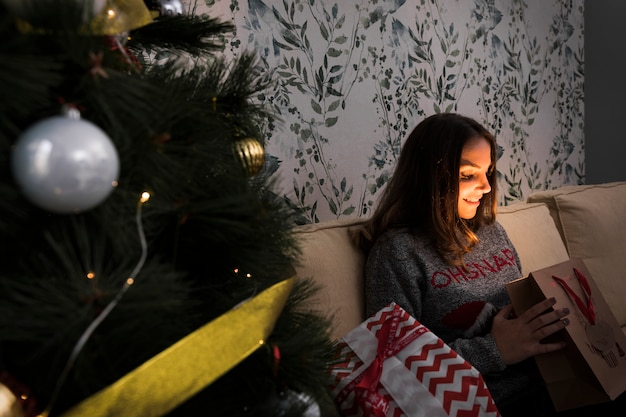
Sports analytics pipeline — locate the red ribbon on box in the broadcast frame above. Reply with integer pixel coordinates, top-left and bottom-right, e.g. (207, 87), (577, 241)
(329, 303), (501, 417)
(552, 268), (596, 324)
(336, 306), (426, 417)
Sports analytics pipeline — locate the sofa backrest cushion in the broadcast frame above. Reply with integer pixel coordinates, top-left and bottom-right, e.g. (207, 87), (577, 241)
(497, 203), (570, 276)
(528, 182), (626, 327)
(293, 218), (366, 340)
(293, 202), (569, 340)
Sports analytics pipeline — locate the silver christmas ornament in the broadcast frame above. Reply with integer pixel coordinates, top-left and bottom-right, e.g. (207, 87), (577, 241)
(144, 0), (185, 17)
(11, 108), (120, 213)
(275, 390), (321, 417)
(161, 0), (184, 16)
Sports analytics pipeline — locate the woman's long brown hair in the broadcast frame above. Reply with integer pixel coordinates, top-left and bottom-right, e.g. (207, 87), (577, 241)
(358, 113), (498, 266)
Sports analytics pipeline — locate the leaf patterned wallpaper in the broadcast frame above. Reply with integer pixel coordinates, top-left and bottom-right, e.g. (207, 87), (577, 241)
(191, 0), (584, 223)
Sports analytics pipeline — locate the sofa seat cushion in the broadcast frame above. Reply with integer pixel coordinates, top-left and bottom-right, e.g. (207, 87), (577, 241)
(528, 182), (626, 328)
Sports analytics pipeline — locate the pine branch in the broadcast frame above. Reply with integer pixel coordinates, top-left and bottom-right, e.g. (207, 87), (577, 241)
(128, 14), (235, 57)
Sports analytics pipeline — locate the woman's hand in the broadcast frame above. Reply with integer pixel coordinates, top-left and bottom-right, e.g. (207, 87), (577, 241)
(491, 297), (570, 365)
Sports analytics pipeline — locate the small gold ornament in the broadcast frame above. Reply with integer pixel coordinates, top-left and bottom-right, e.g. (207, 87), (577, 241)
(233, 137), (265, 177)
(11, 0), (153, 35)
(90, 0), (154, 35)
(0, 383), (24, 417)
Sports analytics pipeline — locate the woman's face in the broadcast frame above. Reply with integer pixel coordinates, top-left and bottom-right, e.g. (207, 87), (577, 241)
(458, 136), (492, 219)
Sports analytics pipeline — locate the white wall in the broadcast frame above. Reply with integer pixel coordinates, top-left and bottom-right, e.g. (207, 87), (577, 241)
(190, 0), (585, 222)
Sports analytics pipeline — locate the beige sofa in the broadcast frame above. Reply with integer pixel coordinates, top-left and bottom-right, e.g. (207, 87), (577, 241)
(293, 182), (626, 340)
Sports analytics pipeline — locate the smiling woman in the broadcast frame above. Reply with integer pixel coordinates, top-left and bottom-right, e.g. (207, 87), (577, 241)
(356, 113), (573, 416)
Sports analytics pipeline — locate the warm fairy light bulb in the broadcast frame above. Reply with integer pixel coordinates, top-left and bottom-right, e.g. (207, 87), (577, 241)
(234, 268), (239, 274)
(107, 8), (116, 18)
(0, 383), (23, 417)
(246, 273), (252, 278)
(86, 271), (95, 279)
(140, 192), (150, 203)
(112, 180), (119, 187)
(126, 278), (134, 285)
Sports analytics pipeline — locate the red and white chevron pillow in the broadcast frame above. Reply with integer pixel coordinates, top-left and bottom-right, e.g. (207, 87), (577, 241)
(328, 302), (500, 417)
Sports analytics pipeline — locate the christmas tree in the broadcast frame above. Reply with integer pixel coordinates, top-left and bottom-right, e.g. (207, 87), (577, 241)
(0, 1), (336, 416)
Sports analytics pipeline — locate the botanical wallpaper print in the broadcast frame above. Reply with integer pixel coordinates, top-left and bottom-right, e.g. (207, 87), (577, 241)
(193, 0), (584, 223)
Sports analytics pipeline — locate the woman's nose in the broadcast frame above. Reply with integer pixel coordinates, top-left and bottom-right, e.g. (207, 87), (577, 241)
(480, 174), (491, 193)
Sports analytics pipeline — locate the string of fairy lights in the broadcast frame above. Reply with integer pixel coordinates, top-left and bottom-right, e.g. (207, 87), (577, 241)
(40, 192), (151, 417)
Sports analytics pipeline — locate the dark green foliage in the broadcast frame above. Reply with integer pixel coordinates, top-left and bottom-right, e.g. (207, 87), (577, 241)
(0, 1), (335, 416)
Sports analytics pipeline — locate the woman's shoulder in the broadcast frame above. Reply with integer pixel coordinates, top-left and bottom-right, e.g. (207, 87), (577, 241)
(477, 221), (516, 249)
(369, 227), (432, 257)
(374, 227), (414, 247)
(479, 220), (508, 237)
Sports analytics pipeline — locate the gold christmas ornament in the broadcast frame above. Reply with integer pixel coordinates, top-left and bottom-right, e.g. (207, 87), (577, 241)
(0, 383), (24, 417)
(89, 0), (154, 35)
(11, 0), (153, 35)
(233, 137), (265, 177)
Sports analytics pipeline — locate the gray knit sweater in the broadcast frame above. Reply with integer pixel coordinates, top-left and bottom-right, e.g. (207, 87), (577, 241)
(365, 222), (539, 405)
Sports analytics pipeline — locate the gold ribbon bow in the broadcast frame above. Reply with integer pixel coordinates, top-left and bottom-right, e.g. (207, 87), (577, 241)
(59, 278), (295, 417)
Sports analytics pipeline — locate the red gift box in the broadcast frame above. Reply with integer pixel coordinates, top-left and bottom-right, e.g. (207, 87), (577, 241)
(328, 303), (500, 417)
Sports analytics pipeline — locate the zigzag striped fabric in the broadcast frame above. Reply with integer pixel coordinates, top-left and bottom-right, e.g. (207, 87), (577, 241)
(328, 303), (500, 417)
